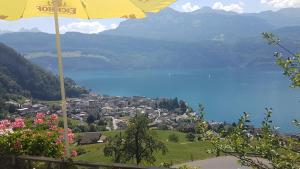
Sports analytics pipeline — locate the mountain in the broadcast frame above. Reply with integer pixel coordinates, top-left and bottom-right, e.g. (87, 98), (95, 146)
(250, 8), (300, 28)
(103, 7), (273, 43)
(0, 8), (300, 71)
(0, 43), (88, 101)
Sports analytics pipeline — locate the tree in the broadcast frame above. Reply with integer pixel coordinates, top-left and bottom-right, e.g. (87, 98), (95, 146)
(88, 124), (97, 132)
(8, 104), (17, 114)
(168, 133), (179, 143)
(179, 100), (187, 114)
(86, 114), (95, 124)
(124, 114), (168, 164)
(195, 104), (209, 141)
(104, 114), (168, 165)
(104, 133), (124, 163)
(185, 133), (195, 142)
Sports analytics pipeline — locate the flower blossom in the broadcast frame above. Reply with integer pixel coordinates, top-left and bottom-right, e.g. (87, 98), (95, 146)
(0, 120), (11, 126)
(34, 118), (44, 125)
(12, 118), (25, 129)
(50, 125), (58, 131)
(50, 114), (58, 121)
(71, 150), (78, 157)
(55, 139), (62, 145)
(68, 133), (75, 143)
(0, 120), (11, 130)
(0, 124), (5, 130)
(36, 112), (45, 119)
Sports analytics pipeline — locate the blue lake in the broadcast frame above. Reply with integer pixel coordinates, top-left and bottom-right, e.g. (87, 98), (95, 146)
(65, 69), (300, 133)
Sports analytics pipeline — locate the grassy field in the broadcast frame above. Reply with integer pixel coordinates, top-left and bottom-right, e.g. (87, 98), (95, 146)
(74, 130), (214, 166)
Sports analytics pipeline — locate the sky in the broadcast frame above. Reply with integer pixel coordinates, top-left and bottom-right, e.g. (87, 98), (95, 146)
(0, 0), (299, 34)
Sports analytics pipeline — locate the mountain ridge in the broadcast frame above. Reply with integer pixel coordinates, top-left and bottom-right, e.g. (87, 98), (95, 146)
(0, 7), (300, 71)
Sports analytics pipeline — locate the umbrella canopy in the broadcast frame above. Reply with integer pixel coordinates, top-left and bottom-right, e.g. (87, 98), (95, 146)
(0, 0), (175, 20)
(0, 0), (176, 157)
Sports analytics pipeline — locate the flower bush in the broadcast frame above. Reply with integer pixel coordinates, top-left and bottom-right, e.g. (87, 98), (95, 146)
(0, 112), (77, 158)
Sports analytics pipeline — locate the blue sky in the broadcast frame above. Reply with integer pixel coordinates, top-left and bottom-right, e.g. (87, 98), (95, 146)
(0, 0), (299, 34)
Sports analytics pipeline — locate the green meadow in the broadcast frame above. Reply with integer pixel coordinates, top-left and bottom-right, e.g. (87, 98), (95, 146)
(74, 130), (214, 166)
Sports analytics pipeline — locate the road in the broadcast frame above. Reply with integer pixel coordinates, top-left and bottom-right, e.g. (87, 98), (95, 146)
(173, 156), (251, 169)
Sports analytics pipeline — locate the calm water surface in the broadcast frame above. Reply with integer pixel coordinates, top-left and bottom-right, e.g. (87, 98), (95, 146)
(65, 69), (300, 133)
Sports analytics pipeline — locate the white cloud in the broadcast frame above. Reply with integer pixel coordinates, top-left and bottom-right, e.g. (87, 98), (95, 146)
(182, 2), (200, 12)
(212, 2), (244, 13)
(261, 0), (300, 8)
(60, 22), (119, 34)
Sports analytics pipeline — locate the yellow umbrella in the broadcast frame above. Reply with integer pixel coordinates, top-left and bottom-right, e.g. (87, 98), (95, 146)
(0, 0), (176, 157)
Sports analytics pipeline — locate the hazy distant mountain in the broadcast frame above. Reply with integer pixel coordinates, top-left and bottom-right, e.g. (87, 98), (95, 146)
(18, 28), (41, 33)
(0, 7), (300, 71)
(103, 7), (273, 43)
(250, 8), (300, 28)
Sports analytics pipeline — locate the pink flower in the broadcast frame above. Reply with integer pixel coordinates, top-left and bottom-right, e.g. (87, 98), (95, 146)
(71, 150), (78, 157)
(58, 129), (64, 134)
(34, 118), (44, 125)
(36, 112), (45, 119)
(50, 125), (58, 131)
(55, 139), (62, 145)
(0, 120), (11, 129)
(12, 118), (25, 129)
(57, 128), (75, 144)
(0, 124), (5, 130)
(50, 114), (58, 121)
(68, 133), (75, 143)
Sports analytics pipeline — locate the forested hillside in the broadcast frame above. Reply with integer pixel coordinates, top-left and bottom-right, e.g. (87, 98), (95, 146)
(0, 43), (88, 102)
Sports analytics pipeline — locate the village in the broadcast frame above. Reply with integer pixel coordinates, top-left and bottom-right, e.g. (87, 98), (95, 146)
(4, 93), (208, 143)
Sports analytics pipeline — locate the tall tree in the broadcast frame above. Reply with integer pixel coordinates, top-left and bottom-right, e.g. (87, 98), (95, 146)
(104, 133), (124, 163)
(124, 114), (168, 165)
(86, 114), (96, 124)
(104, 114), (167, 165)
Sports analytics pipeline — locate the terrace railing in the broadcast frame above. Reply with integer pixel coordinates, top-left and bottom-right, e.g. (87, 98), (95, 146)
(1, 155), (168, 169)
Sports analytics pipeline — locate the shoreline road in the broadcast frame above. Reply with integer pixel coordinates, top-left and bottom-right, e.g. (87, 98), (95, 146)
(173, 156), (252, 169)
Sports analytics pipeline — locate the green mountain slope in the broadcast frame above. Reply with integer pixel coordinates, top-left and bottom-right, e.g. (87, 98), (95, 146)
(0, 43), (88, 100)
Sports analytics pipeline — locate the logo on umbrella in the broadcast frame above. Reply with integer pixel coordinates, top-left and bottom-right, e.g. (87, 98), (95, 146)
(0, 15), (8, 19)
(48, 0), (66, 7)
(138, 0), (150, 2)
(37, 0), (76, 15)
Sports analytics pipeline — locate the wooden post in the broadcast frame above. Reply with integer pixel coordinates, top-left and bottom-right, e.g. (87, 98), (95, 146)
(53, 0), (70, 157)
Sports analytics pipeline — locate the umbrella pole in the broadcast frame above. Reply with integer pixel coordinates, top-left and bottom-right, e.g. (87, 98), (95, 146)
(53, 0), (70, 157)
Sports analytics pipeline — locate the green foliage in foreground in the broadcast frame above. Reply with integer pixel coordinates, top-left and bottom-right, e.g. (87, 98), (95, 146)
(199, 32), (300, 169)
(263, 32), (300, 88)
(207, 109), (300, 169)
(74, 130), (214, 165)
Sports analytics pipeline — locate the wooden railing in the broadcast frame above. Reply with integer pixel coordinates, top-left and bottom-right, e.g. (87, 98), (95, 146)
(1, 155), (169, 169)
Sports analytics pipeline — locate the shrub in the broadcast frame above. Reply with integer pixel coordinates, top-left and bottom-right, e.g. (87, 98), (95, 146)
(168, 133), (179, 143)
(0, 112), (76, 158)
(185, 133), (195, 142)
(76, 147), (87, 156)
